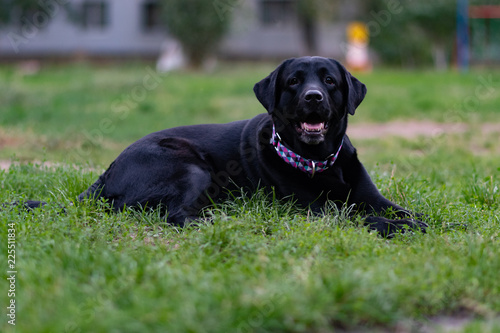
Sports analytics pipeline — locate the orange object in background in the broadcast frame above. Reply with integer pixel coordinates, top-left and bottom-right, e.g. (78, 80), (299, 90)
(345, 22), (372, 72)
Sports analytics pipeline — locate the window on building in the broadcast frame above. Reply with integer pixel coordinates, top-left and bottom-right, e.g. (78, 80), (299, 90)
(82, 1), (109, 29)
(8, 6), (50, 30)
(142, 1), (163, 31)
(260, 0), (296, 26)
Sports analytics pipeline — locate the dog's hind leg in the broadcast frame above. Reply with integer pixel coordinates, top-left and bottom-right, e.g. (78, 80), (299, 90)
(76, 144), (214, 227)
(77, 173), (106, 203)
(162, 164), (214, 226)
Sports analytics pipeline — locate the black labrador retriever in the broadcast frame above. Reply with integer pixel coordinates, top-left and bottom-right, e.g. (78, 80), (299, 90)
(24, 57), (427, 237)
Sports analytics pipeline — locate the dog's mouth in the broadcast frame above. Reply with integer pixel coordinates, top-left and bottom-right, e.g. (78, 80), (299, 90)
(294, 121), (329, 144)
(297, 122), (328, 133)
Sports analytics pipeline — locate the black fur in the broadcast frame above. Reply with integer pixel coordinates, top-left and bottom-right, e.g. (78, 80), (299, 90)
(19, 57), (427, 237)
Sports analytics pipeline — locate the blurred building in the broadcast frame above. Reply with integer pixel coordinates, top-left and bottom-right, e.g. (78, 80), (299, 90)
(221, 0), (348, 59)
(0, 0), (350, 60)
(0, 0), (165, 59)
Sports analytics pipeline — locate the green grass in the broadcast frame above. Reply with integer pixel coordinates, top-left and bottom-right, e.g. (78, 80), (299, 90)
(1, 62), (498, 165)
(1, 62), (500, 332)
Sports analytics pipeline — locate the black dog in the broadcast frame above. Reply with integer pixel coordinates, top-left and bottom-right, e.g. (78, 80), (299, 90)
(24, 57), (427, 237)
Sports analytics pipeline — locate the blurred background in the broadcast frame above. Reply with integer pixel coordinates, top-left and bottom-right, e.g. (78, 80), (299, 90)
(0, 0), (498, 69)
(0, 0), (499, 167)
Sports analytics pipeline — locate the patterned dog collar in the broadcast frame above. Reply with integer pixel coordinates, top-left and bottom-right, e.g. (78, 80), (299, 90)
(270, 124), (343, 178)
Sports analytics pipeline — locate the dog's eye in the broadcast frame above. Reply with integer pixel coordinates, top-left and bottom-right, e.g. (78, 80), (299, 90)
(325, 77), (335, 85)
(289, 77), (299, 86)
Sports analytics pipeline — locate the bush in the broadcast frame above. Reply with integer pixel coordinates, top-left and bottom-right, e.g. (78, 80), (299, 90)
(160, 0), (238, 68)
(366, 0), (457, 68)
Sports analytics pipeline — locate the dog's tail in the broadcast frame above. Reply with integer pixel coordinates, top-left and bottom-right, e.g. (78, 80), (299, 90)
(1, 200), (48, 211)
(5, 176), (106, 213)
(23, 200), (48, 209)
(2, 200), (50, 213)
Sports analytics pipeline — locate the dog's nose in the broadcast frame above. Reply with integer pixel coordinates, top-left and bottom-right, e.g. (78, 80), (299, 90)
(304, 90), (324, 102)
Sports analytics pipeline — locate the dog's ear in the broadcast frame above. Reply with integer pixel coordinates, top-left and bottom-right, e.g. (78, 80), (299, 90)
(253, 59), (292, 113)
(337, 61), (367, 115)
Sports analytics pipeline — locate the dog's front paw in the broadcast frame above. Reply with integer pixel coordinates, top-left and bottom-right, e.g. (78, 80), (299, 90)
(364, 216), (428, 238)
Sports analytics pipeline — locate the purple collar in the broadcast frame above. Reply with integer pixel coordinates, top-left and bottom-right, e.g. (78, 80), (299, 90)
(270, 124), (343, 178)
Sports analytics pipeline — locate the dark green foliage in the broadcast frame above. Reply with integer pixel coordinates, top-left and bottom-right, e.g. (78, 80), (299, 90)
(366, 0), (457, 68)
(160, 0), (238, 68)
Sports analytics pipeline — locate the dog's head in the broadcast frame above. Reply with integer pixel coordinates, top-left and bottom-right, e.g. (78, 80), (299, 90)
(254, 57), (366, 151)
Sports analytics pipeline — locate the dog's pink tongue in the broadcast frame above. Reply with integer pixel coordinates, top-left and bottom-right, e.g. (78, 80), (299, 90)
(302, 122), (324, 131)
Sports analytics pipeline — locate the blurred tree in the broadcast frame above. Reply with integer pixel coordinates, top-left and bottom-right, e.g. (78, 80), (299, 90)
(0, 0), (68, 53)
(409, 1), (457, 70)
(367, 0), (457, 69)
(160, 0), (238, 69)
(296, 0), (341, 55)
(0, 0), (39, 24)
(297, 0), (319, 54)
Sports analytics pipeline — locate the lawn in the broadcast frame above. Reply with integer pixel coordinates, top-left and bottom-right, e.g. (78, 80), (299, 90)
(1, 62), (500, 332)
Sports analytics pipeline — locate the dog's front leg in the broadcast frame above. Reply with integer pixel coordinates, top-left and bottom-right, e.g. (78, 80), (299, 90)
(347, 163), (428, 237)
(363, 216), (427, 238)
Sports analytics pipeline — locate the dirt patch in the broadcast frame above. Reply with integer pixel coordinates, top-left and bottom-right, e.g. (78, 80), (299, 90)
(0, 160), (13, 171)
(0, 160), (102, 172)
(0, 160), (57, 171)
(1, 121), (499, 171)
(348, 121), (500, 140)
(0, 131), (28, 149)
